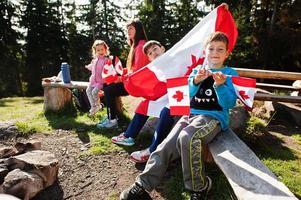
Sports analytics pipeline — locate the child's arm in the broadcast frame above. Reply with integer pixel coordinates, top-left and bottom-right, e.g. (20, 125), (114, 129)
(85, 63), (92, 71)
(188, 66), (212, 96)
(214, 71), (238, 109)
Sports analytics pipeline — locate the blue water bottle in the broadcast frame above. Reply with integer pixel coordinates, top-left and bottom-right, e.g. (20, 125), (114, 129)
(61, 62), (71, 83)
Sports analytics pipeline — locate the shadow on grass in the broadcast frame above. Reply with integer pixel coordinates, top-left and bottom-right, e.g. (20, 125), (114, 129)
(43, 105), (133, 147)
(0, 97), (17, 107)
(236, 125), (297, 161)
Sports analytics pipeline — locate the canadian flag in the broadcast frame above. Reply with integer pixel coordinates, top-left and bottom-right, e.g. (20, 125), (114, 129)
(123, 5), (237, 101)
(102, 59), (118, 84)
(114, 56), (124, 75)
(128, 5), (238, 117)
(231, 76), (257, 111)
(167, 77), (190, 116)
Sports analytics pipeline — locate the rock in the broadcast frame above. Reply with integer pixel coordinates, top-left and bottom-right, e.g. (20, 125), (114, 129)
(273, 102), (301, 126)
(0, 147), (18, 159)
(0, 194), (21, 200)
(0, 141), (41, 159)
(7, 150), (59, 187)
(14, 140), (41, 153)
(2, 169), (44, 200)
(229, 106), (250, 132)
(0, 123), (18, 139)
(0, 165), (9, 183)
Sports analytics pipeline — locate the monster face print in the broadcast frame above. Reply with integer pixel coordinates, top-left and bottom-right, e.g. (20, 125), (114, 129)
(190, 76), (222, 111)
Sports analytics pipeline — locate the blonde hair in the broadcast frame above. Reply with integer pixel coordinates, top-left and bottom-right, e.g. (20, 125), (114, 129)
(92, 40), (110, 58)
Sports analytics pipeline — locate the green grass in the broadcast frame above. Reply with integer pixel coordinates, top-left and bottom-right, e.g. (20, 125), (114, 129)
(1, 97), (301, 199)
(0, 96), (128, 155)
(292, 134), (301, 146)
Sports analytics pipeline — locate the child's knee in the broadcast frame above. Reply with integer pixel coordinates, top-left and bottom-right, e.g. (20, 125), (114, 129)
(177, 131), (192, 147)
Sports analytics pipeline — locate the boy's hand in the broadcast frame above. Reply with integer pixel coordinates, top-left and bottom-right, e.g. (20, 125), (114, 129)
(193, 68), (212, 85)
(212, 72), (227, 86)
(220, 3), (229, 10)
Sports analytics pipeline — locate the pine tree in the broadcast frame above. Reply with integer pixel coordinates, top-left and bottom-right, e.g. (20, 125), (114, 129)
(79, 0), (126, 64)
(21, 0), (68, 96)
(0, 0), (23, 97)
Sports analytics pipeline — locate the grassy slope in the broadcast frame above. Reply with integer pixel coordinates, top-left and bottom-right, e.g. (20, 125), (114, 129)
(0, 97), (300, 199)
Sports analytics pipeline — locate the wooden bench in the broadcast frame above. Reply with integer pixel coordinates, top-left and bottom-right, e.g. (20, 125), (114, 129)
(205, 69), (301, 200)
(208, 129), (298, 200)
(41, 80), (124, 113)
(235, 68), (301, 103)
(42, 81), (89, 111)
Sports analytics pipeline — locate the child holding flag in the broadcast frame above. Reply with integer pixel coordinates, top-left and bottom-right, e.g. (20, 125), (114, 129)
(111, 40), (175, 163)
(120, 31), (238, 200)
(97, 19), (150, 128)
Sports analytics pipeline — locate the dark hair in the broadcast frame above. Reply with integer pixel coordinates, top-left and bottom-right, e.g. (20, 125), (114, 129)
(143, 40), (162, 55)
(126, 18), (148, 47)
(205, 32), (229, 50)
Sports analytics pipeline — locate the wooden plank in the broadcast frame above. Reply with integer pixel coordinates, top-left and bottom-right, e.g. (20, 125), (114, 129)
(209, 129), (298, 200)
(234, 68), (301, 80)
(256, 83), (301, 91)
(254, 93), (301, 103)
(42, 81), (89, 90)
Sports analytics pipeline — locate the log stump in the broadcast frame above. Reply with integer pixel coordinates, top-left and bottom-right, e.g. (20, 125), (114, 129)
(43, 87), (72, 112)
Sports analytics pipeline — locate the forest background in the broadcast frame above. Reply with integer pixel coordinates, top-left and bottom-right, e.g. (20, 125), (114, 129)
(1, 0), (300, 98)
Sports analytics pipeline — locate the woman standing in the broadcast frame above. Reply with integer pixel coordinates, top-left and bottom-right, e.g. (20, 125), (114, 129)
(97, 19), (150, 128)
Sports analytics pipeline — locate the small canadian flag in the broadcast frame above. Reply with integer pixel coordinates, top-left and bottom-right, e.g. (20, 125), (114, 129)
(167, 77), (190, 116)
(231, 76), (256, 111)
(102, 59), (118, 84)
(114, 56), (124, 75)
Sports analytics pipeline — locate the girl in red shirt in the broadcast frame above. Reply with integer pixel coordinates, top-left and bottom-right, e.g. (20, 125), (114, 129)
(97, 19), (150, 128)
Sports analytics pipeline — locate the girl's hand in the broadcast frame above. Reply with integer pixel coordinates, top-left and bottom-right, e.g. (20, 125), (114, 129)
(193, 68), (212, 85)
(212, 72), (227, 86)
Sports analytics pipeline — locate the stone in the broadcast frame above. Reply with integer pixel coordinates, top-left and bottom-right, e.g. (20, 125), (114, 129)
(7, 150), (59, 187)
(2, 169), (44, 200)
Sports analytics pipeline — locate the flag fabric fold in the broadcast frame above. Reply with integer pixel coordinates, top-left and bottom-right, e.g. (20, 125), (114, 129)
(231, 76), (257, 111)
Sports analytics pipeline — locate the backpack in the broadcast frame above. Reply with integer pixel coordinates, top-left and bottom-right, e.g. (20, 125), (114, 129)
(72, 89), (91, 112)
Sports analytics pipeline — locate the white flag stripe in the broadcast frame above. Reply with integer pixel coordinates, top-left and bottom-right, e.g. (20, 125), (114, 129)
(167, 85), (190, 107)
(147, 9), (217, 82)
(233, 84), (256, 108)
(147, 95), (169, 117)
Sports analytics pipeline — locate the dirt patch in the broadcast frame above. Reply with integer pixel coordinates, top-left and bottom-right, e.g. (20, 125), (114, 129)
(0, 129), (165, 200)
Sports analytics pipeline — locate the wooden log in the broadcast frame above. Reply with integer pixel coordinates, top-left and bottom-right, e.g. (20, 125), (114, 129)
(255, 93), (301, 103)
(41, 81), (89, 90)
(235, 68), (301, 80)
(43, 86), (72, 112)
(256, 83), (301, 91)
(209, 129), (298, 200)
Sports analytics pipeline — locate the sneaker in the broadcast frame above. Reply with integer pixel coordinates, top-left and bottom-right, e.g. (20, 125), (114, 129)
(89, 106), (99, 116)
(130, 148), (151, 163)
(120, 182), (152, 200)
(96, 118), (118, 128)
(98, 116), (108, 124)
(112, 133), (135, 146)
(190, 176), (212, 200)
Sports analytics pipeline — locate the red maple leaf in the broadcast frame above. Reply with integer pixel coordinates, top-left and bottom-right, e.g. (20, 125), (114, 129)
(172, 90), (184, 102)
(106, 59), (112, 65)
(239, 90), (249, 100)
(103, 68), (108, 74)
